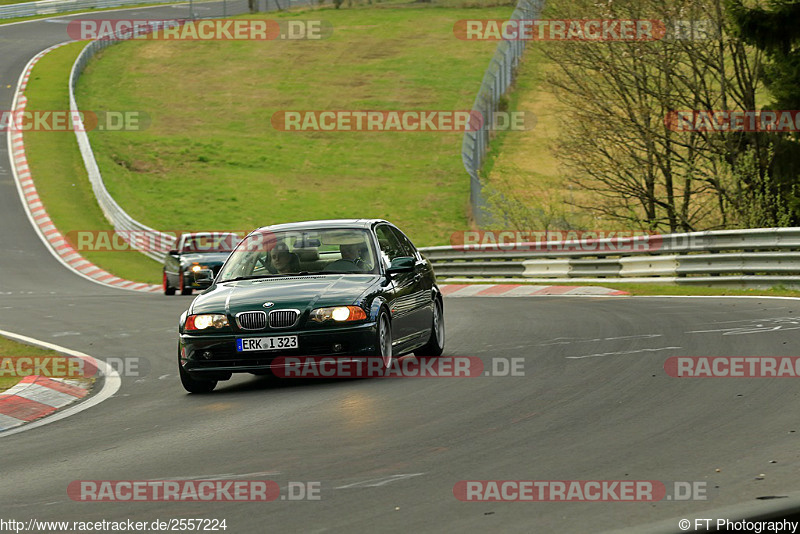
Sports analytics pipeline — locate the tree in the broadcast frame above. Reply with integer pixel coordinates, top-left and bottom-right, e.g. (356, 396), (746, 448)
(532, 0), (786, 231)
(727, 0), (800, 223)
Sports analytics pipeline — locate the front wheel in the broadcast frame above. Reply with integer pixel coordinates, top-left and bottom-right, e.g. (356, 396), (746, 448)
(415, 298), (444, 357)
(179, 364), (217, 393)
(373, 309), (392, 369)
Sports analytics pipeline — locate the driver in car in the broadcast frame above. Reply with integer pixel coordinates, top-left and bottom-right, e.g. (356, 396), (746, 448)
(323, 243), (368, 272)
(340, 243), (366, 269)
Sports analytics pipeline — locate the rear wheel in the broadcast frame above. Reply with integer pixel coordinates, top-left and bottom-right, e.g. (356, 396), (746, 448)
(415, 298), (444, 357)
(163, 271), (175, 296)
(179, 364), (217, 393)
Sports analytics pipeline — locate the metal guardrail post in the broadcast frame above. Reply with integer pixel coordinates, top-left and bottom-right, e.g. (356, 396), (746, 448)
(69, 23), (179, 263)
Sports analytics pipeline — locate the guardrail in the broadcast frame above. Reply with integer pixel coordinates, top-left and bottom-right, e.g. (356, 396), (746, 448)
(0, 0), (176, 20)
(67, 0), (313, 262)
(418, 228), (800, 288)
(0, 0), (276, 20)
(462, 0), (542, 226)
(69, 23), (182, 262)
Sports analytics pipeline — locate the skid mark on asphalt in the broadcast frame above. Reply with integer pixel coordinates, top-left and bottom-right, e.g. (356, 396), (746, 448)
(566, 346), (682, 360)
(334, 473), (424, 489)
(468, 335), (663, 354)
(511, 411), (538, 424)
(687, 317), (800, 336)
(539, 334), (662, 346)
(151, 471), (281, 481)
(51, 331), (80, 337)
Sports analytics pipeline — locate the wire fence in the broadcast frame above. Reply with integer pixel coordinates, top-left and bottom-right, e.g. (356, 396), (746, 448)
(462, 0), (542, 226)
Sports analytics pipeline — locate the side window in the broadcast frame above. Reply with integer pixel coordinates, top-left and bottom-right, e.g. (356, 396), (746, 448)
(375, 225), (404, 268)
(388, 226), (416, 259)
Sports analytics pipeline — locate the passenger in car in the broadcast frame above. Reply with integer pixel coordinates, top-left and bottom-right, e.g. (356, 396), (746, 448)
(270, 242), (300, 274)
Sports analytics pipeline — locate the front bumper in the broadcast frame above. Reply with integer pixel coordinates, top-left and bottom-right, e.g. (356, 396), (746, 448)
(179, 321), (377, 376)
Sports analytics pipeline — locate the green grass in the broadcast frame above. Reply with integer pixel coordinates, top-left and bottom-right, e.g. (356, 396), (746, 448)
(23, 42), (163, 284)
(0, 336), (67, 392)
(76, 5), (512, 246)
(610, 284), (800, 297)
(438, 279), (800, 297)
(481, 44), (598, 230)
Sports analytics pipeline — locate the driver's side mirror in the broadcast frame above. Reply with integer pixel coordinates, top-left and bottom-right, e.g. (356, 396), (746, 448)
(387, 256), (415, 274)
(193, 269), (214, 289)
(168, 249), (179, 256)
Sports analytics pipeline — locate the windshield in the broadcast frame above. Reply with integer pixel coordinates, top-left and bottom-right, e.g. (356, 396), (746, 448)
(180, 233), (240, 253)
(217, 228), (379, 281)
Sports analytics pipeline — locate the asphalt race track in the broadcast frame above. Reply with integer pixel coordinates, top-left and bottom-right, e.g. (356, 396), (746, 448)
(3, 6), (800, 533)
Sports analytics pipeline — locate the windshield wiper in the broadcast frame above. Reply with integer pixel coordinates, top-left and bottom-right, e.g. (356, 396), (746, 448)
(221, 275), (277, 282)
(311, 271), (367, 275)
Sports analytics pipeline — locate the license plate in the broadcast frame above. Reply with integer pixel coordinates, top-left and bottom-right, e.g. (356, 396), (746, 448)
(237, 336), (298, 352)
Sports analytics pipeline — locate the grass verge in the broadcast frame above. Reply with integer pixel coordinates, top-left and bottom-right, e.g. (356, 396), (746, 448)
(438, 279), (800, 297)
(23, 42), (163, 284)
(594, 283), (800, 298)
(480, 44), (598, 230)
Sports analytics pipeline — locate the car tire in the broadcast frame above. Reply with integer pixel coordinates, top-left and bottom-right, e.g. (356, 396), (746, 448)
(163, 271), (176, 296)
(180, 272), (193, 296)
(373, 309), (392, 369)
(414, 297), (445, 357)
(179, 364), (217, 393)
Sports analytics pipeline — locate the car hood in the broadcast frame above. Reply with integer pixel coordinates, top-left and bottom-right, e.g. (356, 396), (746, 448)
(191, 275), (383, 316)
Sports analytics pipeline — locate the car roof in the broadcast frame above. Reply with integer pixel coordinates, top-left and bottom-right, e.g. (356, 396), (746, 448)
(251, 219), (389, 233)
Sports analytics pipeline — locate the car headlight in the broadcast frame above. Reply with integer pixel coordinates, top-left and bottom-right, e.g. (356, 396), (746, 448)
(186, 314), (229, 331)
(190, 264), (207, 273)
(310, 306), (367, 323)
